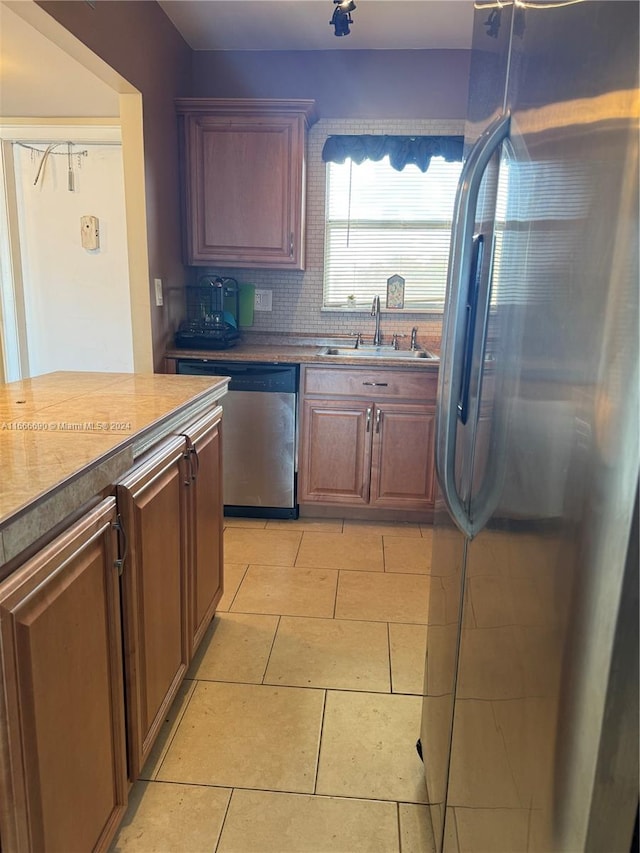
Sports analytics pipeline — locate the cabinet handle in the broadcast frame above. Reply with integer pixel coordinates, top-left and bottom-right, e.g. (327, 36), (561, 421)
(113, 514), (128, 576)
(362, 382), (388, 387)
(289, 233), (294, 256)
(190, 445), (200, 481)
(178, 433), (195, 484)
(366, 407), (372, 432)
(375, 409), (382, 434)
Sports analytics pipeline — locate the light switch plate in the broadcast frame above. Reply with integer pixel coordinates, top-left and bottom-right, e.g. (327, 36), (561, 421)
(80, 215), (100, 250)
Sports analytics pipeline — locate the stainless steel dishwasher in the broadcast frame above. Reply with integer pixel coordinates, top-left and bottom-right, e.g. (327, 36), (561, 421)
(176, 360), (298, 518)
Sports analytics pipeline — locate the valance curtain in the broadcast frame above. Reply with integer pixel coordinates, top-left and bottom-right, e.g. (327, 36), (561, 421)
(321, 135), (464, 173)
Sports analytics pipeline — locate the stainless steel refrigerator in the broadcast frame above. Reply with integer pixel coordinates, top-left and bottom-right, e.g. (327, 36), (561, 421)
(420, 3), (639, 851)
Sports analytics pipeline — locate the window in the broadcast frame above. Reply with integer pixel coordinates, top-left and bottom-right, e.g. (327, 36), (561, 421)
(323, 155), (463, 311)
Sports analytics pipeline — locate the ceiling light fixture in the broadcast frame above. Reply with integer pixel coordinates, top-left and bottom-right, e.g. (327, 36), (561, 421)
(331, 0), (356, 37)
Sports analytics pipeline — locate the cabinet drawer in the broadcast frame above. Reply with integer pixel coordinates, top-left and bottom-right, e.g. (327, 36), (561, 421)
(302, 366), (437, 401)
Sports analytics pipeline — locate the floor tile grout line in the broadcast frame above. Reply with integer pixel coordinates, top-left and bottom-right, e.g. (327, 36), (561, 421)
(396, 801), (403, 853)
(129, 778), (428, 808)
(133, 779), (430, 810)
(154, 777), (427, 807)
(337, 566), (432, 578)
(221, 562), (249, 613)
(260, 614), (282, 684)
(220, 606), (428, 627)
(312, 688), (328, 795)
(292, 528), (305, 566)
(226, 557), (427, 577)
(213, 786), (235, 853)
(193, 676), (422, 697)
(217, 611), (418, 627)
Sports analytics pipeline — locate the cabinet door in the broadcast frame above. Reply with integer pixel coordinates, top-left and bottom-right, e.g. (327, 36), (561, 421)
(184, 113), (306, 268)
(116, 436), (189, 780)
(299, 398), (372, 504)
(185, 407), (224, 657)
(0, 498), (127, 853)
(370, 403), (436, 510)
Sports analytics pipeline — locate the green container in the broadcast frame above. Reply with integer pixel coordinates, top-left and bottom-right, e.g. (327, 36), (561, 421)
(238, 283), (255, 327)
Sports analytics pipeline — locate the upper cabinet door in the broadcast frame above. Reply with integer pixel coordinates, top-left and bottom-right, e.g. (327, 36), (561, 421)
(177, 99), (317, 269)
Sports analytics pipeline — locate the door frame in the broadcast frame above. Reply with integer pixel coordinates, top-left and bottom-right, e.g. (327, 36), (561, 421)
(0, 0), (154, 379)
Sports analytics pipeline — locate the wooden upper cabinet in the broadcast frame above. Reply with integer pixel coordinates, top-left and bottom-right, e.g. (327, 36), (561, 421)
(0, 498), (127, 853)
(176, 99), (317, 269)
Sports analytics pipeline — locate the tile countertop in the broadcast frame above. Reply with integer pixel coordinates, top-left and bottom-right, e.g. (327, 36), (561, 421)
(165, 332), (441, 370)
(0, 371), (229, 569)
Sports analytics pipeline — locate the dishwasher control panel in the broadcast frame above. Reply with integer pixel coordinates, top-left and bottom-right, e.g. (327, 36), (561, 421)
(176, 360), (298, 394)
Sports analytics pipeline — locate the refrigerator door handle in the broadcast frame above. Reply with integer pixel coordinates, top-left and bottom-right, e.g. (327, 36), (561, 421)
(458, 233), (485, 426)
(436, 112), (511, 538)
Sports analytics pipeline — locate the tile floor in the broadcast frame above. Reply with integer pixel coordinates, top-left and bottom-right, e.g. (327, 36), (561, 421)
(111, 517), (437, 853)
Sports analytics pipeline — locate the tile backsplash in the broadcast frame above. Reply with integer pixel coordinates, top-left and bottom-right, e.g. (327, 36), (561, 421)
(191, 117), (464, 353)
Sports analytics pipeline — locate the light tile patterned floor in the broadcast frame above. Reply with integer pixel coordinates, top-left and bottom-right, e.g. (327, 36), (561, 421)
(111, 517), (437, 853)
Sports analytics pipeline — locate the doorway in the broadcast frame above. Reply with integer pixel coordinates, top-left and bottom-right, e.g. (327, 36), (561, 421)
(0, 0), (154, 380)
(1, 128), (134, 377)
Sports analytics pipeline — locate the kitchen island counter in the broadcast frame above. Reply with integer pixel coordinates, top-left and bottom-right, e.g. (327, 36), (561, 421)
(0, 371), (229, 851)
(0, 371), (229, 569)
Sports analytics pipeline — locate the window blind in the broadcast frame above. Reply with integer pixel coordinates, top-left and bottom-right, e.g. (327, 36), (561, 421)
(323, 156), (463, 310)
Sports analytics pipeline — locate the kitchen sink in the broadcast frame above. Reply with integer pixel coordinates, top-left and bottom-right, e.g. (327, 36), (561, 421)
(318, 346), (438, 360)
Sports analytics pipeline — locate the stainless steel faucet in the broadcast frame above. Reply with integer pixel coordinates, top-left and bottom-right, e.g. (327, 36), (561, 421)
(371, 295), (382, 345)
(410, 326), (419, 350)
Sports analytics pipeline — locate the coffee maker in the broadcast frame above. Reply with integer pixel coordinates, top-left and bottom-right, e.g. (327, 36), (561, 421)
(175, 276), (241, 349)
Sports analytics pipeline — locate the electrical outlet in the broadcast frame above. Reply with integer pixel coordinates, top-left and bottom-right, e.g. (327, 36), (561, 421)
(154, 278), (164, 307)
(254, 288), (272, 311)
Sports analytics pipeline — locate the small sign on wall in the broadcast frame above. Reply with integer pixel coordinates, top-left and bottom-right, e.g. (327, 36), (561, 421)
(386, 274), (405, 309)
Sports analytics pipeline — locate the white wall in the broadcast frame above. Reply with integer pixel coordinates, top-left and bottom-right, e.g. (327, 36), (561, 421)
(13, 140), (134, 375)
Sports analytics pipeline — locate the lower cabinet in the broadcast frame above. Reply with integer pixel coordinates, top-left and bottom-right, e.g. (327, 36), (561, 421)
(299, 366), (438, 515)
(116, 434), (191, 780)
(116, 406), (223, 779)
(185, 409), (224, 657)
(369, 402), (437, 509)
(300, 399), (373, 504)
(0, 498), (127, 853)
(0, 405), (224, 851)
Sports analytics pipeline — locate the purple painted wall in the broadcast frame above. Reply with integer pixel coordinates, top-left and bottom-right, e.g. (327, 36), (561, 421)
(191, 49), (470, 118)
